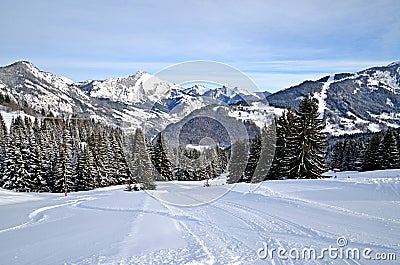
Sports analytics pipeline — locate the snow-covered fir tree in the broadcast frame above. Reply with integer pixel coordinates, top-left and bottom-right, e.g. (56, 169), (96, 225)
(131, 128), (156, 190)
(150, 133), (174, 181)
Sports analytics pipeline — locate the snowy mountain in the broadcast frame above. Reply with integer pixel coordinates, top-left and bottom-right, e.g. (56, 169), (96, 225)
(76, 71), (176, 105)
(1, 61), (400, 137)
(0, 61), (268, 137)
(266, 62), (400, 135)
(183, 84), (263, 104)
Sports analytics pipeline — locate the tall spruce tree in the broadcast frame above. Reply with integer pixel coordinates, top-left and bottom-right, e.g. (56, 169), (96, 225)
(269, 108), (296, 179)
(254, 124), (276, 182)
(0, 113), (7, 186)
(227, 140), (248, 183)
(151, 133), (174, 181)
(330, 141), (344, 170)
(381, 129), (400, 169)
(131, 128), (156, 190)
(363, 134), (383, 171)
(244, 135), (261, 181)
(287, 98), (327, 179)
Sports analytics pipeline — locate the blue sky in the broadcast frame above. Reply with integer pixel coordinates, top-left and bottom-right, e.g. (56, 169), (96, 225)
(0, 0), (399, 92)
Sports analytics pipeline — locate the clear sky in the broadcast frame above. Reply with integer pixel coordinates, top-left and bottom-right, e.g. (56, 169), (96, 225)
(0, 0), (399, 93)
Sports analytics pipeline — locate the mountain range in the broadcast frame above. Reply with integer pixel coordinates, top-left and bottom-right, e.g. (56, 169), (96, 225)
(0, 60), (399, 138)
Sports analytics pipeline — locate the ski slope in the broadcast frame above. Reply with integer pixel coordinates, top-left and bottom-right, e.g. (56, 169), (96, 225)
(0, 170), (399, 264)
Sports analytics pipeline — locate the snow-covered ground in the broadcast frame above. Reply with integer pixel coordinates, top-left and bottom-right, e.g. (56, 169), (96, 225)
(1, 170), (399, 264)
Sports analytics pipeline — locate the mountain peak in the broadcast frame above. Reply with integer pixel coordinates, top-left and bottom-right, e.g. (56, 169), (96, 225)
(388, 61), (400, 68)
(3, 60), (37, 71)
(128, 70), (147, 79)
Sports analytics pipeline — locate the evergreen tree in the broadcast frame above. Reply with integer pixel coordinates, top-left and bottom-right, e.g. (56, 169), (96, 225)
(269, 108), (296, 179)
(341, 140), (352, 171)
(3, 117), (31, 191)
(287, 98), (327, 179)
(353, 138), (365, 171)
(151, 133), (174, 181)
(253, 124), (276, 182)
(131, 128), (156, 190)
(111, 132), (130, 185)
(381, 129), (400, 169)
(213, 145), (228, 176)
(363, 134), (383, 171)
(227, 140), (248, 183)
(0, 113), (7, 186)
(75, 145), (96, 190)
(330, 141), (344, 170)
(244, 135), (261, 182)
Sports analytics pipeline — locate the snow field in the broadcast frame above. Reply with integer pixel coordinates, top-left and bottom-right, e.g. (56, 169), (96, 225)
(0, 170), (399, 264)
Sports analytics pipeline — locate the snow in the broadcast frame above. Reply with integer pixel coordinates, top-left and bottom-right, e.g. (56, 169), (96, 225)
(368, 123), (381, 132)
(369, 111), (400, 121)
(0, 170), (399, 264)
(60, 76), (74, 85)
(314, 75), (334, 115)
(86, 72), (174, 105)
(386, 98), (394, 107)
(186, 144), (213, 152)
(227, 102), (275, 129)
(367, 70), (400, 93)
(1, 111), (36, 130)
(0, 189), (43, 206)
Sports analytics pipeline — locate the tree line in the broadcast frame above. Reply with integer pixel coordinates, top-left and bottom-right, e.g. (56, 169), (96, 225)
(0, 114), (135, 192)
(329, 128), (400, 171)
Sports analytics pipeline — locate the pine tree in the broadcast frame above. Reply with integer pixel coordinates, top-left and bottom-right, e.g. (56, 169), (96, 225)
(330, 141), (344, 170)
(75, 145), (96, 190)
(244, 135), (261, 182)
(151, 133), (174, 181)
(131, 128), (156, 190)
(29, 119), (47, 191)
(3, 117), (31, 191)
(213, 145), (228, 176)
(0, 113), (7, 187)
(269, 108), (296, 179)
(341, 140), (352, 171)
(353, 138), (365, 171)
(287, 98), (327, 179)
(227, 140), (248, 183)
(363, 133), (383, 171)
(112, 131), (131, 185)
(381, 129), (400, 169)
(253, 124), (276, 182)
